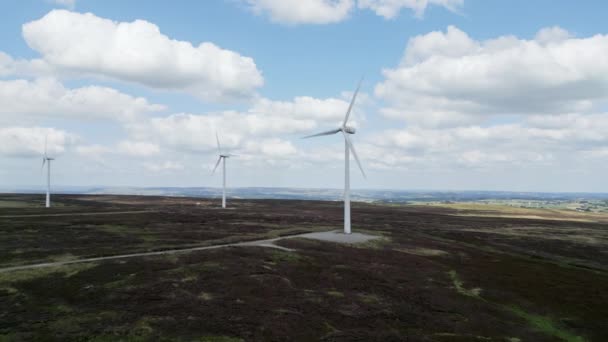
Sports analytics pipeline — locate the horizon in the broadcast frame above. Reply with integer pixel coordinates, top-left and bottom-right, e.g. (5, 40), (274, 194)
(5, 184), (608, 197)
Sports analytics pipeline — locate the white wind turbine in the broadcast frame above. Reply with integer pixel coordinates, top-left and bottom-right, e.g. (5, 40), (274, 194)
(41, 136), (55, 208)
(212, 133), (236, 209)
(303, 80), (366, 234)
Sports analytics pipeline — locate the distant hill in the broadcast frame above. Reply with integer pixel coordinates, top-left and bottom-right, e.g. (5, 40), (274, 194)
(3, 186), (608, 203)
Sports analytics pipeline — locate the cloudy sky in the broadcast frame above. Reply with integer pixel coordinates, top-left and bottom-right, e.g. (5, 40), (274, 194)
(2, 0), (608, 192)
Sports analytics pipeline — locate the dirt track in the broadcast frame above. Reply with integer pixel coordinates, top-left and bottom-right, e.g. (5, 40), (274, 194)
(0, 210), (152, 218)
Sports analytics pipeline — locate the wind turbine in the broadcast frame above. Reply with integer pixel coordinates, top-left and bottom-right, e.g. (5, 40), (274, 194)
(41, 136), (54, 208)
(212, 133), (235, 209)
(303, 80), (366, 234)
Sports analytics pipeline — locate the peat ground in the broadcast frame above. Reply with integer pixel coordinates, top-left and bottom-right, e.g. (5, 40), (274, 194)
(0, 194), (607, 341)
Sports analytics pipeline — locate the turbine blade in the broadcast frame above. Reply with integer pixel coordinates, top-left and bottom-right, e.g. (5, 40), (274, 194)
(41, 157), (46, 170)
(212, 156), (222, 175)
(343, 131), (366, 179)
(342, 77), (363, 127)
(216, 132), (222, 154)
(44, 135), (48, 158)
(302, 128), (341, 139)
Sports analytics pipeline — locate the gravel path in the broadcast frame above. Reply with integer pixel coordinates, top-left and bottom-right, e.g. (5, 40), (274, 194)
(0, 230), (380, 273)
(0, 210), (153, 218)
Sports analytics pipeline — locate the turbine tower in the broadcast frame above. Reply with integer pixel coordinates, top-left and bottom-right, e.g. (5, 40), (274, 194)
(303, 80), (366, 234)
(41, 136), (54, 208)
(212, 133), (235, 209)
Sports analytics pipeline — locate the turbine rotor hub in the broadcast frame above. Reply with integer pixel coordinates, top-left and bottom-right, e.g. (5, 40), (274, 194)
(343, 126), (356, 134)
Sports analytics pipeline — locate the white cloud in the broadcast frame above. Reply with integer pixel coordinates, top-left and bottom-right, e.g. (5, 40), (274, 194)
(362, 112), (608, 171)
(48, 0), (77, 9)
(144, 161), (184, 172)
(0, 78), (165, 123)
(250, 96), (352, 121)
(243, 138), (297, 157)
(375, 26), (608, 127)
(0, 126), (76, 157)
(117, 141), (161, 157)
(127, 93), (356, 153)
(128, 111), (313, 153)
(240, 0), (459, 24)
(535, 26), (573, 44)
(243, 0), (354, 24)
(22, 10), (264, 101)
(0, 52), (53, 78)
(358, 0), (463, 19)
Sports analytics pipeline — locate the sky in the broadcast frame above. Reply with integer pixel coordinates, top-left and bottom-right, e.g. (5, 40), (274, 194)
(2, 0), (608, 192)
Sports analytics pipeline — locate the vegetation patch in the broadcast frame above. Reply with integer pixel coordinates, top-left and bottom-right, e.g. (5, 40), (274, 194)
(357, 236), (391, 250)
(448, 270), (482, 298)
(198, 292), (214, 301)
(326, 290), (344, 298)
(398, 247), (448, 257)
(198, 336), (244, 342)
(270, 250), (302, 263)
(0, 263), (97, 283)
(504, 305), (586, 342)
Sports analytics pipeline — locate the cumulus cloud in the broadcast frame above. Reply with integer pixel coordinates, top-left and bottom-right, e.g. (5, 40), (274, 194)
(144, 161), (184, 172)
(362, 111), (608, 171)
(48, 0), (77, 9)
(0, 78), (165, 123)
(375, 26), (608, 127)
(240, 0), (459, 24)
(126, 93), (357, 153)
(242, 0), (354, 24)
(0, 126), (76, 157)
(358, 0), (463, 19)
(250, 96), (353, 122)
(117, 141), (161, 157)
(0, 52), (53, 78)
(22, 10), (264, 101)
(242, 138), (297, 157)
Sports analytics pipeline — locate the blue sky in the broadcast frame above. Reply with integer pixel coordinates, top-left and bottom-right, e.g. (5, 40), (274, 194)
(2, 0), (608, 192)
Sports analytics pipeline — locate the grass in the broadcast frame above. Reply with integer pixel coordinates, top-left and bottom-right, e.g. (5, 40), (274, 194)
(448, 270), (586, 342)
(0, 200), (36, 208)
(0, 263), (97, 283)
(357, 236), (391, 250)
(198, 292), (214, 301)
(397, 247), (448, 257)
(505, 305), (586, 342)
(198, 336), (244, 342)
(420, 201), (608, 223)
(326, 290), (344, 298)
(448, 270), (482, 298)
(270, 250), (302, 263)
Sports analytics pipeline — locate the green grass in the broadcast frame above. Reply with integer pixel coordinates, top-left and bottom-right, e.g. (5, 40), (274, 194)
(270, 250), (302, 263)
(447, 270), (586, 342)
(357, 236), (391, 250)
(448, 270), (482, 298)
(198, 336), (244, 342)
(0, 200), (36, 208)
(505, 305), (586, 342)
(326, 290), (344, 298)
(0, 263), (97, 283)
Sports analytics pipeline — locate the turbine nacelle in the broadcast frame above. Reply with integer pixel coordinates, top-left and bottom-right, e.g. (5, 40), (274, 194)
(342, 126), (356, 134)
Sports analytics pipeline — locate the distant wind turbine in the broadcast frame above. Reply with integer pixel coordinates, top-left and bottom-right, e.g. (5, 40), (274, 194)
(212, 133), (236, 209)
(41, 136), (55, 208)
(303, 79), (366, 234)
